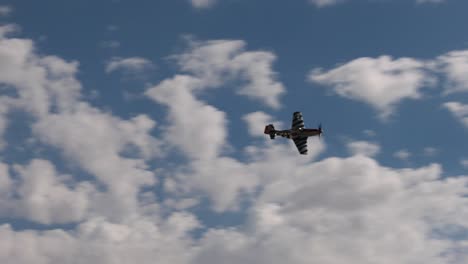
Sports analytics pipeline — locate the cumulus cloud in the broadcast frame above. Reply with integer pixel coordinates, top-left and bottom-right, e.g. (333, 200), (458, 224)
(145, 39), (286, 212)
(32, 106), (160, 220)
(2, 154), (468, 263)
(146, 75), (227, 161)
(437, 50), (468, 94)
(146, 75), (260, 212)
(308, 49), (468, 119)
(6, 160), (94, 224)
(105, 56), (154, 75)
(243, 111), (277, 137)
(0, 24), (160, 221)
(443, 101), (468, 128)
(195, 157), (468, 264)
(0, 214), (199, 264)
(174, 39), (285, 108)
(347, 140), (380, 157)
(0, 26), (81, 117)
(309, 56), (433, 119)
(189, 0), (217, 9)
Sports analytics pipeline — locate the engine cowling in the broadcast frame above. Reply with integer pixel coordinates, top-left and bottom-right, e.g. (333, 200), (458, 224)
(264, 124), (275, 139)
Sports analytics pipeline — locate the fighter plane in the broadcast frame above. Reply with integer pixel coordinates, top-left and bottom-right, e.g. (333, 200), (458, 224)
(264, 112), (322, 155)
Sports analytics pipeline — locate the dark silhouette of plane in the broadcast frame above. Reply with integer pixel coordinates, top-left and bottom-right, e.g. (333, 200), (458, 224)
(264, 112), (322, 155)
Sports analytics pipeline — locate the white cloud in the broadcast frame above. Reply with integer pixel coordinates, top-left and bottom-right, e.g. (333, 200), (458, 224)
(242, 111), (277, 138)
(444, 101), (468, 128)
(32, 105), (160, 220)
(2, 155), (468, 263)
(105, 56), (154, 75)
(423, 147), (438, 157)
(146, 75), (259, 212)
(306, 0), (446, 7)
(145, 39), (287, 212)
(307, 49), (468, 119)
(308, 0), (343, 7)
(437, 50), (468, 94)
(0, 6), (12, 17)
(0, 25), (81, 117)
(0, 160), (94, 225)
(394, 149), (411, 161)
(146, 75), (227, 161)
(309, 56), (433, 119)
(347, 140), (380, 157)
(9, 160), (94, 224)
(190, 0), (217, 9)
(175, 39), (285, 108)
(195, 157), (468, 264)
(0, 215), (199, 264)
(181, 157), (259, 212)
(0, 24), (160, 221)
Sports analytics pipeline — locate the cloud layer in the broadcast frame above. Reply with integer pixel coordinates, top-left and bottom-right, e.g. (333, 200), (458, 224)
(1, 24), (468, 264)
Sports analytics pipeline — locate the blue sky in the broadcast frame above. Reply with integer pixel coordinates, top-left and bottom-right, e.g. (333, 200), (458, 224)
(0, 0), (468, 263)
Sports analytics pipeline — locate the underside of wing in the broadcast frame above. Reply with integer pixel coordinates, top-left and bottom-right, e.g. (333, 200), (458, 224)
(293, 136), (308, 155)
(292, 111), (304, 130)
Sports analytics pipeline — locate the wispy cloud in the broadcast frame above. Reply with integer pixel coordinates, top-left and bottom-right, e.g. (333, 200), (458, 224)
(423, 147), (438, 157)
(99, 40), (120, 49)
(308, 0), (343, 7)
(461, 158), (468, 169)
(347, 140), (380, 157)
(416, 0), (446, 3)
(105, 56), (155, 75)
(189, 0), (217, 9)
(0, 6), (12, 17)
(394, 149), (411, 161)
(443, 101), (468, 128)
(307, 0), (447, 7)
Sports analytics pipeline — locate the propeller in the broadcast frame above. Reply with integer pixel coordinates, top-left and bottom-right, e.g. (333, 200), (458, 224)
(318, 123), (323, 139)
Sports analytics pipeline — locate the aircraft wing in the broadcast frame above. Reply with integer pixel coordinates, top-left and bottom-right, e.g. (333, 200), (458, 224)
(292, 111), (305, 130)
(293, 136), (308, 155)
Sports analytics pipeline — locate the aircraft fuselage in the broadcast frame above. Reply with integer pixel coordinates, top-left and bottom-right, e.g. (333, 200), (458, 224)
(274, 128), (321, 139)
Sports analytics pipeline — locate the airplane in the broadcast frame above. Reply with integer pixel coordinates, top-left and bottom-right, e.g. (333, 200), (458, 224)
(264, 111), (322, 155)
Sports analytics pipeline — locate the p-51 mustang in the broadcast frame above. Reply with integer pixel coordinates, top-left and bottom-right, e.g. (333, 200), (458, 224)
(264, 112), (323, 155)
